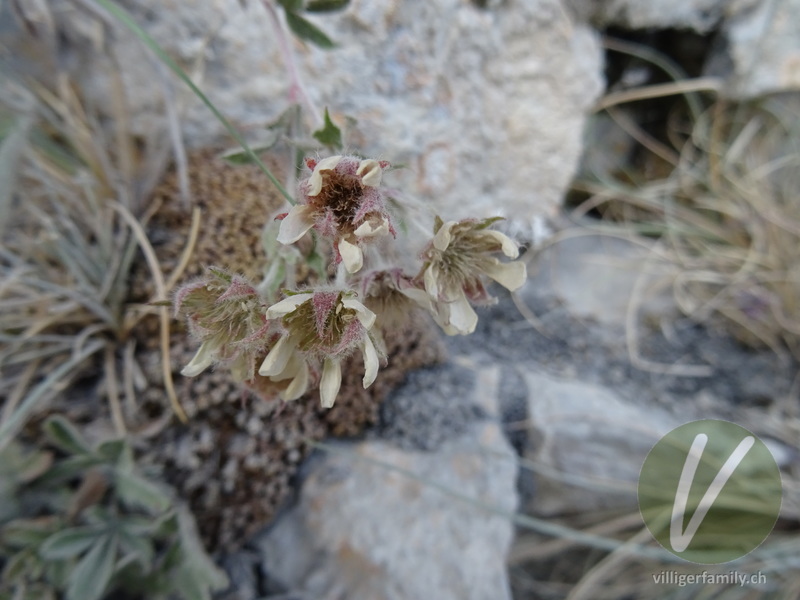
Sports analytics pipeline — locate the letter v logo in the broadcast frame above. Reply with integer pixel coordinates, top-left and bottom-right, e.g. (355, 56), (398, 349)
(639, 420), (782, 564)
(669, 433), (754, 552)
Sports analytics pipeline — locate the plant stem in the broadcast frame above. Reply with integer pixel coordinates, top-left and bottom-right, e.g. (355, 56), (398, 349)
(91, 0), (296, 206)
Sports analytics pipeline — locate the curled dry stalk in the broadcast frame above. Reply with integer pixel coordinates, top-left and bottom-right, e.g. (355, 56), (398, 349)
(0, 52), (192, 439)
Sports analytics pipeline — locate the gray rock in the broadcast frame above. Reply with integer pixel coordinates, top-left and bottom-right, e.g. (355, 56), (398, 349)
(376, 363), (482, 451)
(256, 420), (519, 600)
(524, 371), (681, 515)
(566, 0), (729, 32)
(714, 0), (800, 97)
(44, 0), (603, 222)
(526, 231), (678, 329)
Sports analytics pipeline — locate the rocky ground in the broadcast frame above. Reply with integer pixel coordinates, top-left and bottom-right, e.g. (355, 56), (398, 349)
(217, 228), (799, 600)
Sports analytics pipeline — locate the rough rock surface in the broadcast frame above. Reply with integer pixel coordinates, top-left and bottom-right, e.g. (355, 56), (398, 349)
(45, 0), (603, 222)
(523, 371), (680, 514)
(566, 0), (730, 32)
(257, 409), (518, 600)
(715, 0), (800, 97)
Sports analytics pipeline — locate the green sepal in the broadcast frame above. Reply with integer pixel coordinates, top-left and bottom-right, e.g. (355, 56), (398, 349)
(284, 11), (335, 49)
(306, 0), (350, 12)
(312, 108), (343, 150)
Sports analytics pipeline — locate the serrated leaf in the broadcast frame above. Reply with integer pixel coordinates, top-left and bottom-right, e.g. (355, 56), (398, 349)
(312, 108), (343, 149)
(115, 471), (171, 514)
(306, 0), (349, 11)
(43, 416), (92, 456)
(39, 527), (102, 560)
(284, 11), (335, 48)
(66, 534), (117, 600)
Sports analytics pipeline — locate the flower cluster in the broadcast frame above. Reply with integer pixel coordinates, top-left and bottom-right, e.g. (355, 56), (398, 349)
(176, 154), (528, 410)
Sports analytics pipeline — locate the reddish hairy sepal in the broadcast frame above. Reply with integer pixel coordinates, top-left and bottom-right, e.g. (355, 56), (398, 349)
(173, 280), (213, 317)
(312, 291), (338, 335)
(217, 277), (259, 302)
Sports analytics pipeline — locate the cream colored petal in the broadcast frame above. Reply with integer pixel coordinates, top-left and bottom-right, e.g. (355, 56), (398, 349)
(423, 263), (439, 298)
(281, 360), (309, 401)
(482, 260), (527, 291)
(270, 351), (301, 382)
(446, 290), (478, 334)
(433, 220), (457, 251)
(338, 238), (364, 273)
(356, 159), (382, 187)
(266, 293), (313, 319)
(307, 155), (342, 196)
(277, 205), (316, 244)
(400, 287), (435, 312)
(354, 216), (389, 238)
(360, 335), (379, 388)
(319, 358), (342, 408)
(258, 335), (296, 377)
(482, 230), (520, 258)
(180, 341), (214, 377)
(341, 296), (376, 329)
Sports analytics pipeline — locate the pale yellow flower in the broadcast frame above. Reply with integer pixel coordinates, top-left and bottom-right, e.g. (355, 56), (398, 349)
(420, 217), (527, 335)
(258, 290), (380, 408)
(277, 156), (394, 274)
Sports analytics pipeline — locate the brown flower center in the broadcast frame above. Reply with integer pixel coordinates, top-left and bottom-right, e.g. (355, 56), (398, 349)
(312, 171), (363, 232)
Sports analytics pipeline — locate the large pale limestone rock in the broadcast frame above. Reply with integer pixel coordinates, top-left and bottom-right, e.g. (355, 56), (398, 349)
(524, 371), (681, 515)
(49, 0), (604, 222)
(256, 419), (519, 600)
(716, 0), (800, 97)
(566, 0), (730, 32)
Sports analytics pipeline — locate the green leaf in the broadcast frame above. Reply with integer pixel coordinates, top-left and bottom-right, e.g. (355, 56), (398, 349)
(476, 216), (505, 229)
(312, 108), (343, 149)
(66, 534), (118, 600)
(284, 11), (335, 49)
(96, 439), (132, 471)
(34, 455), (101, 487)
(39, 527), (102, 560)
(175, 508), (229, 594)
(43, 416), (92, 456)
(115, 471), (172, 514)
(306, 0), (350, 12)
(118, 528), (155, 569)
(277, 0), (303, 10)
(1, 548), (37, 582)
(16, 449), (54, 484)
(1, 518), (60, 547)
(220, 143), (277, 165)
(306, 247), (328, 282)
(221, 104), (303, 164)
